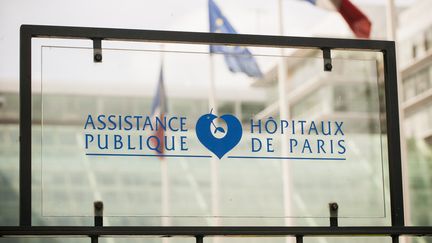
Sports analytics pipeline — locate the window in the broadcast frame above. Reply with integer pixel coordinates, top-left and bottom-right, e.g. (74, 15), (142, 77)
(416, 69), (430, 95)
(426, 28), (432, 52)
(404, 76), (416, 101)
(403, 65), (432, 101)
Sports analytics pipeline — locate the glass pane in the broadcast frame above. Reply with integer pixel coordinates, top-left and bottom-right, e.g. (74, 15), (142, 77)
(38, 44), (386, 223)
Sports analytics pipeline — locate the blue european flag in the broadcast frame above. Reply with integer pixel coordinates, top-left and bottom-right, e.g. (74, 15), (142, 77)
(208, 0), (263, 78)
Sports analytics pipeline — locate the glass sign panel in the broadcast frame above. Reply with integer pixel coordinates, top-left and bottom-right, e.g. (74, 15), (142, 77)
(39, 44), (386, 223)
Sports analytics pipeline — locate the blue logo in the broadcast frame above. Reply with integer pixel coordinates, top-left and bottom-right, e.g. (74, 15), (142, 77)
(195, 110), (243, 159)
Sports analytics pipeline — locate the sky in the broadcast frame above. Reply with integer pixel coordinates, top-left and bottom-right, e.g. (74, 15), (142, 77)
(0, 0), (417, 94)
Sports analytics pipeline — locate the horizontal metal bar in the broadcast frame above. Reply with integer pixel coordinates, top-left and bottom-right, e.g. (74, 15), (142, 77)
(21, 25), (392, 51)
(1, 226), (431, 237)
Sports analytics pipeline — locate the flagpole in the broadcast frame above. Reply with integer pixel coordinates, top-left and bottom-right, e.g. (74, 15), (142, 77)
(161, 151), (170, 228)
(208, 0), (220, 237)
(161, 153), (170, 243)
(209, 53), (221, 243)
(386, 0), (411, 236)
(209, 53), (220, 226)
(159, 46), (171, 243)
(277, 1), (293, 242)
(209, 54), (218, 116)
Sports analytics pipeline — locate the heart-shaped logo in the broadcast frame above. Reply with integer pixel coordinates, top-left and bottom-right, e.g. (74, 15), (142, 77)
(195, 111), (242, 159)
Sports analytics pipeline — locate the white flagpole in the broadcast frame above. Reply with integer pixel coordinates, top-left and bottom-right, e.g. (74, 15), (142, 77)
(159, 46), (171, 243)
(277, 1), (293, 242)
(209, 54), (219, 116)
(209, 53), (221, 243)
(161, 156), (170, 225)
(386, 0), (411, 236)
(161, 155), (170, 238)
(209, 53), (220, 225)
(208, 0), (220, 236)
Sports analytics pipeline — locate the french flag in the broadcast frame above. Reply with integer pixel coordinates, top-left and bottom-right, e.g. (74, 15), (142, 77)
(305, 0), (372, 38)
(151, 65), (167, 156)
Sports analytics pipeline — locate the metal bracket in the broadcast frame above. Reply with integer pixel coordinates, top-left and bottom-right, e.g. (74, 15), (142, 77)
(94, 201), (103, 226)
(329, 202), (338, 227)
(92, 38), (102, 63)
(91, 201), (103, 243)
(322, 48), (332, 72)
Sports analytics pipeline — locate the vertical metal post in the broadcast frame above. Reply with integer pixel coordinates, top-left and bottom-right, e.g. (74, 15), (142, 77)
(392, 235), (400, 243)
(19, 26), (32, 227)
(383, 43), (405, 227)
(91, 236), (98, 243)
(196, 235), (204, 243)
(296, 236), (303, 243)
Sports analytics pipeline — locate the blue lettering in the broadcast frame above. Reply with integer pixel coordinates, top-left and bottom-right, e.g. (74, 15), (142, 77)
(84, 115), (96, 130)
(299, 120), (306, 134)
(289, 139), (298, 153)
(281, 120), (289, 134)
(108, 115), (116, 130)
(266, 138), (274, 152)
(335, 122), (344, 135)
(97, 134), (108, 149)
(322, 121), (331, 135)
(168, 117), (179, 132)
(180, 117), (188, 132)
(180, 136), (188, 151)
(301, 139), (312, 154)
(251, 138), (262, 152)
(134, 115), (143, 130)
(147, 136), (160, 152)
(165, 136), (175, 151)
(317, 139), (326, 153)
(85, 134), (94, 149)
(114, 134), (123, 149)
(250, 120), (262, 133)
(337, 139), (346, 154)
(308, 121), (318, 135)
(124, 115), (133, 131)
(143, 116), (154, 131)
(155, 116), (167, 131)
(97, 115), (106, 130)
(127, 135), (135, 150)
(264, 117), (277, 134)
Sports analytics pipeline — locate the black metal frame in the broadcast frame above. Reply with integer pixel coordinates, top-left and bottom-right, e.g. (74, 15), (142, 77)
(2, 24), (429, 241)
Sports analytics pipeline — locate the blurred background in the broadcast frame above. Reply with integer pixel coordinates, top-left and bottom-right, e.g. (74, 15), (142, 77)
(1, 0), (432, 242)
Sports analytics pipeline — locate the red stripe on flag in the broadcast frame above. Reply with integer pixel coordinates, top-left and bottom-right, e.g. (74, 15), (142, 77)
(338, 0), (371, 38)
(153, 114), (165, 158)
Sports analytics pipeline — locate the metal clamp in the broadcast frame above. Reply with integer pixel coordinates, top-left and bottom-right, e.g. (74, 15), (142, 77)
(91, 201), (104, 243)
(329, 202), (338, 227)
(92, 38), (103, 63)
(322, 48), (332, 72)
